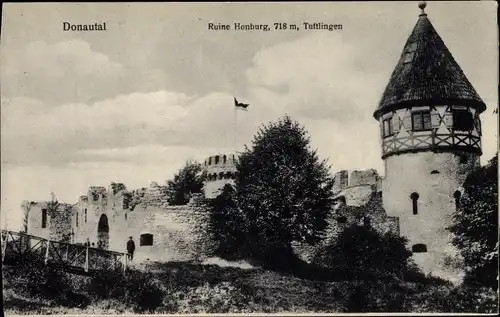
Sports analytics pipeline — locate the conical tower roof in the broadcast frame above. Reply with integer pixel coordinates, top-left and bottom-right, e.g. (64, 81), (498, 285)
(373, 2), (486, 119)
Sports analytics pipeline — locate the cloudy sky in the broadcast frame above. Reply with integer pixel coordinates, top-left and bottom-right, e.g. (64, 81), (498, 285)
(1, 2), (497, 230)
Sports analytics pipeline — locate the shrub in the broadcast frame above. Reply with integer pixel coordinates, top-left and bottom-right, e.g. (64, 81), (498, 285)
(207, 184), (247, 259)
(416, 285), (499, 313)
(87, 268), (166, 313)
(312, 224), (416, 279)
(4, 255), (90, 308)
(448, 154), (498, 290)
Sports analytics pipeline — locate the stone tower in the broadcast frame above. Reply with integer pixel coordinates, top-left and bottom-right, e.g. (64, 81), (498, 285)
(374, 2), (486, 281)
(203, 153), (238, 199)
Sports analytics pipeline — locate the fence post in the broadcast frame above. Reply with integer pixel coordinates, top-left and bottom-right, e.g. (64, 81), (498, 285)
(1, 232), (8, 262)
(123, 253), (127, 275)
(84, 247), (89, 272)
(44, 240), (50, 265)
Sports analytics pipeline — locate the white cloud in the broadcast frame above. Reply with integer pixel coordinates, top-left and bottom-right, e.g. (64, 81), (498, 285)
(1, 40), (127, 104)
(245, 32), (386, 123)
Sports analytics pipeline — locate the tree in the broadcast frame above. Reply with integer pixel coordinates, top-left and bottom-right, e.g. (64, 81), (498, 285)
(46, 192), (60, 217)
(207, 184), (247, 259)
(166, 161), (206, 205)
(448, 154), (498, 289)
(235, 116), (335, 267)
(21, 201), (36, 233)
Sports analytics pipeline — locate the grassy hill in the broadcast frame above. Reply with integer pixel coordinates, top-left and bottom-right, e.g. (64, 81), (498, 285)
(2, 259), (498, 314)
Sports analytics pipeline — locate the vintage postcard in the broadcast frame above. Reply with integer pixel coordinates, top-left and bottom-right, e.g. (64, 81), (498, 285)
(1, 1), (498, 315)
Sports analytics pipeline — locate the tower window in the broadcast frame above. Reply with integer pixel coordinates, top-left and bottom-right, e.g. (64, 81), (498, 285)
(125, 213), (128, 220)
(383, 117), (393, 137)
(84, 208), (87, 223)
(223, 155), (227, 163)
(140, 233), (153, 246)
(452, 109), (474, 131)
(475, 117), (482, 134)
(215, 155), (220, 164)
(410, 192), (419, 215)
(76, 211), (79, 227)
(412, 244), (427, 253)
(411, 111), (432, 131)
(41, 209), (47, 228)
(208, 157), (212, 165)
(403, 42), (418, 64)
(453, 191), (461, 210)
(363, 217), (372, 227)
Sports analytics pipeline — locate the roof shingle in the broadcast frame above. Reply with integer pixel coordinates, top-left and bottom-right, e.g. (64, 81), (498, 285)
(374, 10), (486, 119)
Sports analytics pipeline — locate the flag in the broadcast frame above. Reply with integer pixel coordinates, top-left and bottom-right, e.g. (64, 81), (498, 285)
(234, 97), (249, 111)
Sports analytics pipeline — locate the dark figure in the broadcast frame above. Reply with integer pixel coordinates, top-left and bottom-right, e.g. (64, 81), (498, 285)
(84, 238), (90, 247)
(127, 236), (135, 261)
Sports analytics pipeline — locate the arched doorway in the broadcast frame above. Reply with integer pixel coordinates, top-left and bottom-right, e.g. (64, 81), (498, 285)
(97, 214), (109, 249)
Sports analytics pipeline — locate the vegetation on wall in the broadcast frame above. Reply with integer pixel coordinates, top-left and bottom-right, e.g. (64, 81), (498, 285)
(448, 154), (498, 290)
(166, 161), (207, 205)
(46, 192), (60, 217)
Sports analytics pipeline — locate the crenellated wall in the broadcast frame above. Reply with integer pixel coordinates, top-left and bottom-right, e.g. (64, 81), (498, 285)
(203, 153), (238, 199)
(25, 168), (400, 267)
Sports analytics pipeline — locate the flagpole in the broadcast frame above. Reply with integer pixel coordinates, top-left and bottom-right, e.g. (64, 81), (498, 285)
(234, 104), (238, 154)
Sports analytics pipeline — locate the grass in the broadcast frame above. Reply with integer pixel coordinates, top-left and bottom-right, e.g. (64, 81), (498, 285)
(2, 258), (499, 314)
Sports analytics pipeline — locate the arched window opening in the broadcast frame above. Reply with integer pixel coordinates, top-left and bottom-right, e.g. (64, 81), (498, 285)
(410, 192), (419, 215)
(75, 211), (78, 228)
(430, 170), (440, 175)
(84, 208), (87, 223)
(97, 214), (109, 250)
(42, 209), (48, 228)
(453, 190), (461, 210)
(412, 244), (427, 253)
(223, 155), (227, 163)
(215, 155), (220, 164)
(208, 157), (212, 165)
(125, 213), (128, 220)
(140, 233), (154, 246)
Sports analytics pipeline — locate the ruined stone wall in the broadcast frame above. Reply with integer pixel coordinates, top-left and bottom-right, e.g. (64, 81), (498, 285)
(27, 202), (51, 239)
(27, 202), (74, 242)
(134, 205), (215, 263)
(333, 170), (349, 193)
(293, 169), (400, 263)
(49, 203), (74, 242)
(349, 169), (380, 187)
(67, 181), (213, 263)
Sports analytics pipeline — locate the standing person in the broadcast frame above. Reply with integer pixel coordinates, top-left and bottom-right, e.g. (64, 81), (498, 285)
(126, 236), (135, 261)
(85, 238), (90, 247)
